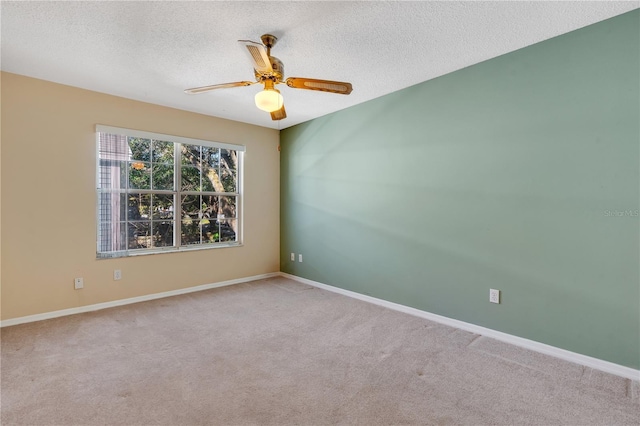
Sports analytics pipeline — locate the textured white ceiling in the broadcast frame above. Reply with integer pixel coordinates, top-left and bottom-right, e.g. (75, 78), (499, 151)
(2, 1), (637, 129)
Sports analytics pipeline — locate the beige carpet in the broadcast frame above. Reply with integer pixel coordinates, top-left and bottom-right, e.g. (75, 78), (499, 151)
(1, 276), (639, 425)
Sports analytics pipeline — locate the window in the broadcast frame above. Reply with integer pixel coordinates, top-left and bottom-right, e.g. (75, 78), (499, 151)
(96, 125), (244, 258)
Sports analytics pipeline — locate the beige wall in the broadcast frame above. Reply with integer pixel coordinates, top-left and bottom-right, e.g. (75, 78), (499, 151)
(0, 72), (280, 320)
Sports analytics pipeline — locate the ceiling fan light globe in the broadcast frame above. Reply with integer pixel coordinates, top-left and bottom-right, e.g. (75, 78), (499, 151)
(255, 89), (283, 112)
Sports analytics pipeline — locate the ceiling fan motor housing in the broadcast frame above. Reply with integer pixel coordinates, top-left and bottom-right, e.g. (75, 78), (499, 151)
(255, 56), (284, 82)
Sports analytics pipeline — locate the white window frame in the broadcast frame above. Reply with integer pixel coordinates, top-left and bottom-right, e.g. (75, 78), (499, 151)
(96, 125), (244, 258)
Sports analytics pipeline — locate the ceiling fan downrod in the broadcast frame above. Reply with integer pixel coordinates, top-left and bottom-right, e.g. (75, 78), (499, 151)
(260, 34), (278, 57)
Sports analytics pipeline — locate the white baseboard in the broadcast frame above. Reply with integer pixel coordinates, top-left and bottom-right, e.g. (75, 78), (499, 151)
(280, 272), (640, 381)
(3, 270), (637, 381)
(0, 272), (280, 328)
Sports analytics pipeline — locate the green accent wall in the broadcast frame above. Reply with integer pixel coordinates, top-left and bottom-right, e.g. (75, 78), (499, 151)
(280, 10), (640, 369)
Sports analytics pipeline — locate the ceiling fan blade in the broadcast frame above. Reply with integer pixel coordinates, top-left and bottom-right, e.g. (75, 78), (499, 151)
(184, 81), (256, 94)
(238, 40), (273, 74)
(285, 78), (353, 95)
(270, 105), (287, 121)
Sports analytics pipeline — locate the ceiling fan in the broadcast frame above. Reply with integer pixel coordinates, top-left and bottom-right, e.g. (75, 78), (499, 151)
(184, 34), (353, 121)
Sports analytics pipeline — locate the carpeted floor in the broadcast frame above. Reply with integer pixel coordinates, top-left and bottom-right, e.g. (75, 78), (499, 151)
(1, 276), (639, 425)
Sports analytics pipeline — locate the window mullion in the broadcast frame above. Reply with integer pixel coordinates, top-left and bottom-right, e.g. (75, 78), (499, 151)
(200, 148), (204, 244)
(125, 138), (130, 253)
(149, 139), (154, 250)
(174, 142), (181, 249)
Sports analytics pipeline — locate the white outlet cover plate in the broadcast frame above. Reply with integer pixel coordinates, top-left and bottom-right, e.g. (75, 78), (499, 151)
(489, 289), (500, 304)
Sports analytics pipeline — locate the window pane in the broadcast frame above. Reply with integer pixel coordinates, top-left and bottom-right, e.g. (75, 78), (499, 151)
(152, 140), (174, 164)
(152, 221), (174, 247)
(181, 166), (200, 191)
(98, 222), (127, 252)
(181, 195), (200, 219)
(128, 222), (151, 249)
(98, 193), (127, 223)
(221, 150), (238, 192)
(221, 168), (236, 194)
(129, 162), (151, 189)
(152, 194), (173, 219)
(128, 194), (150, 220)
(201, 218), (219, 244)
(201, 195), (217, 219)
(181, 144), (200, 166)
(220, 219), (237, 242)
(201, 172), (216, 192)
(152, 164), (174, 190)
(98, 160), (127, 189)
(99, 133), (129, 162)
(181, 220), (200, 245)
(218, 196), (236, 219)
(202, 147), (219, 169)
(221, 149), (237, 174)
(128, 138), (151, 162)
(221, 170), (236, 193)
(201, 147), (219, 192)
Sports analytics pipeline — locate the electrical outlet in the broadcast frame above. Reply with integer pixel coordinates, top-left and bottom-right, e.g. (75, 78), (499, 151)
(114, 269), (122, 280)
(74, 277), (84, 290)
(298, 254), (303, 263)
(290, 253), (295, 261)
(489, 289), (500, 304)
